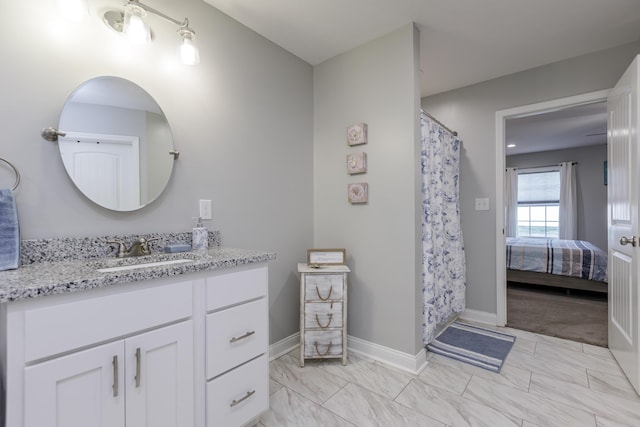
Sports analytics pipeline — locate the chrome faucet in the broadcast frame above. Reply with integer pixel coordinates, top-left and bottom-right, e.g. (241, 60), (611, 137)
(107, 237), (159, 258)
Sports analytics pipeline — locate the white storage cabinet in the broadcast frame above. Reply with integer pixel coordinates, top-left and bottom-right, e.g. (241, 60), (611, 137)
(297, 263), (350, 367)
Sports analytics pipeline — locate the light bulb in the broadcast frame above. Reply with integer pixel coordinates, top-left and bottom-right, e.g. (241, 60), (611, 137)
(180, 37), (200, 65)
(58, 0), (89, 22)
(123, 4), (150, 44)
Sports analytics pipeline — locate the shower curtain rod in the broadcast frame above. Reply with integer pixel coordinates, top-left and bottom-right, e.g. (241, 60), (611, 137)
(506, 162), (578, 171)
(422, 111), (458, 136)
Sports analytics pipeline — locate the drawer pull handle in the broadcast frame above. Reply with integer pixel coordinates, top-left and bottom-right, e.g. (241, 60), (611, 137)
(314, 341), (333, 356)
(230, 330), (256, 343)
(316, 285), (333, 301)
(135, 347), (141, 388)
(230, 389), (256, 407)
(112, 355), (119, 397)
(315, 313), (333, 328)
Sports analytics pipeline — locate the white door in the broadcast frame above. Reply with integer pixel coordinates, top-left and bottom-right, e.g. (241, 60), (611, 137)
(24, 341), (125, 427)
(59, 132), (140, 210)
(125, 320), (194, 427)
(608, 54), (640, 394)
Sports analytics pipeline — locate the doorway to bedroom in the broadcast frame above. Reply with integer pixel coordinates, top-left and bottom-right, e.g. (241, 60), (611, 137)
(496, 91), (609, 347)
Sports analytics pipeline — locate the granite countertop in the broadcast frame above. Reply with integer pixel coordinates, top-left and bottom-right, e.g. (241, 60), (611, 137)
(0, 247), (276, 304)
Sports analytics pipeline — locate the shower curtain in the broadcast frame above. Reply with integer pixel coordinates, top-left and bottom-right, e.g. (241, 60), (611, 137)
(421, 112), (466, 345)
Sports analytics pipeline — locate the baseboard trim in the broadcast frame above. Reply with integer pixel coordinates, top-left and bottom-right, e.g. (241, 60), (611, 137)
(269, 332), (299, 361)
(348, 336), (428, 375)
(458, 309), (497, 326)
(268, 333), (428, 375)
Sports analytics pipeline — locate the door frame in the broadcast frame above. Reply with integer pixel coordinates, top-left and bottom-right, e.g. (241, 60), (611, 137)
(494, 89), (610, 326)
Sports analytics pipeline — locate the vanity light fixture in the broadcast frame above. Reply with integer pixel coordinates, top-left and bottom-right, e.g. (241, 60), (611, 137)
(103, 0), (200, 65)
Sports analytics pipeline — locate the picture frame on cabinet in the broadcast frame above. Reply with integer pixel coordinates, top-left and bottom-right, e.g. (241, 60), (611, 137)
(346, 123), (367, 146)
(346, 152), (367, 175)
(307, 248), (347, 266)
(347, 182), (368, 204)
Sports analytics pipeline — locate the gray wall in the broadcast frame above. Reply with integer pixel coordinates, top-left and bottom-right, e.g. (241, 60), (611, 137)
(0, 0), (313, 345)
(313, 24), (423, 355)
(507, 144), (608, 251)
(422, 42), (640, 315)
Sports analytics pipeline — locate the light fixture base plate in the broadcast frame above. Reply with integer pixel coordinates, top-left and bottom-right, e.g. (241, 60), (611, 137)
(103, 10), (125, 33)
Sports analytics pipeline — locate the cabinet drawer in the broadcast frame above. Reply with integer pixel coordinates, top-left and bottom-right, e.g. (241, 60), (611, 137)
(24, 280), (193, 362)
(206, 266), (267, 311)
(206, 354), (268, 427)
(304, 274), (343, 302)
(206, 298), (267, 379)
(304, 302), (343, 329)
(303, 330), (343, 358)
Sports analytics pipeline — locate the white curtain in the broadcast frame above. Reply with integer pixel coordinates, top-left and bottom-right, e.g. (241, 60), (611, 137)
(504, 168), (518, 237)
(421, 112), (466, 345)
(559, 162), (577, 240)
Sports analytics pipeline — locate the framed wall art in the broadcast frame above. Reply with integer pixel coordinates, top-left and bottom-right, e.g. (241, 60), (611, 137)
(347, 182), (368, 204)
(346, 151), (367, 175)
(347, 123), (367, 146)
(307, 248), (347, 266)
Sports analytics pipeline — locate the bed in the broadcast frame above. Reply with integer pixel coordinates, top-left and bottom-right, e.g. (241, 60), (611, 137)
(506, 237), (608, 293)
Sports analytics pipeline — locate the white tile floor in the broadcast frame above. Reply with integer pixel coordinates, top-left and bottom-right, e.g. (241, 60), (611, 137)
(257, 326), (640, 427)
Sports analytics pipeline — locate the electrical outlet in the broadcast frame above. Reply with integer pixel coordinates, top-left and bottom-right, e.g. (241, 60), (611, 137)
(475, 198), (490, 211)
(199, 199), (212, 220)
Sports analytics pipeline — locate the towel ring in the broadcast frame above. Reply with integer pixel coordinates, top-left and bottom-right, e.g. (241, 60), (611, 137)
(0, 157), (20, 191)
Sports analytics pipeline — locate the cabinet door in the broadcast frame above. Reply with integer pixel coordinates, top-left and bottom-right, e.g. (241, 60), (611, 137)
(24, 341), (125, 427)
(125, 320), (194, 427)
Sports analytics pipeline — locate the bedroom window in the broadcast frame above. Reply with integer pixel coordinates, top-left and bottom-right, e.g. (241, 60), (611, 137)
(516, 169), (560, 238)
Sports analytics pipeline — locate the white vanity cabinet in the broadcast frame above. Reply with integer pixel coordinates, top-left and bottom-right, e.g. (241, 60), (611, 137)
(0, 262), (271, 427)
(3, 278), (194, 427)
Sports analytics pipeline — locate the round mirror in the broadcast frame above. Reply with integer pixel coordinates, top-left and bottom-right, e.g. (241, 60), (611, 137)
(58, 76), (175, 211)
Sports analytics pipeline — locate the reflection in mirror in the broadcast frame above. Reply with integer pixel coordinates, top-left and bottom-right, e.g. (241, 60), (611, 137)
(58, 76), (175, 211)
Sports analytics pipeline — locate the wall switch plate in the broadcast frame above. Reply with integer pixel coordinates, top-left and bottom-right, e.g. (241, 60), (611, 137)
(199, 199), (212, 220)
(475, 198), (490, 211)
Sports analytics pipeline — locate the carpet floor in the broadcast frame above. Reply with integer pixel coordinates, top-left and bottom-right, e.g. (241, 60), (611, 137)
(506, 284), (608, 347)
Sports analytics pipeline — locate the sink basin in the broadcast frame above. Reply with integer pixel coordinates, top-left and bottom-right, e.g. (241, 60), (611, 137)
(96, 258), (193, 273)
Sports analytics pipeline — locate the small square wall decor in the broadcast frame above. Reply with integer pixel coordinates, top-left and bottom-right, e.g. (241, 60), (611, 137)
(347, 123), (367, 146)
(346, 152), (367, 175)
(347, 183), (368, 204)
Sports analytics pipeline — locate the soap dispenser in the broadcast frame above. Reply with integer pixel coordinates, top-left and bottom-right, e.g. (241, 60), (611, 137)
(192, 217), (208, 251)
